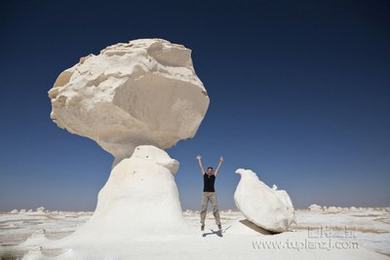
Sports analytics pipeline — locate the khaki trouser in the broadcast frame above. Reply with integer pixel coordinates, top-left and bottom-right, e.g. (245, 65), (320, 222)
(200, 192), (221, 225)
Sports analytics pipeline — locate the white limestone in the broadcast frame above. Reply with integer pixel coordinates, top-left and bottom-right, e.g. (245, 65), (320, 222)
(48, 38), (209, 161)
(36, 207), (45, 212)
(308, 204), (323, 212)
(234, 168), (295, 232)
(50, 145), (189, 248)
(46, 39), (207, 248)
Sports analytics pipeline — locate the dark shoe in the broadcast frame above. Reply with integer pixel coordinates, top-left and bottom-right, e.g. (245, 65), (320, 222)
(218, 224), (222, 230)
(201, 225), (205, 231)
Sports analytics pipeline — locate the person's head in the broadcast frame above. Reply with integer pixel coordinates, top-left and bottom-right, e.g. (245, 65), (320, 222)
(207, 166), (214, 175)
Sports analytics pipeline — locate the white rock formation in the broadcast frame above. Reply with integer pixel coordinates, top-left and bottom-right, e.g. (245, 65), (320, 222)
(52, 145), (189, 247)
(21, 247), (44, 260)
(46, 39), (208, 248)
(326, 206), (340, 213)
(20, 229), (47, 247)
(36, 207), (45, 212)
(234, 168), (295, 232)
(48, 38), (209, 162)
(308, 204), (323, 212)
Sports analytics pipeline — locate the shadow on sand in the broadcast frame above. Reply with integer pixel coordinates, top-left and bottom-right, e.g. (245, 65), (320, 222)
(239, 219), (280, 235)
(202, 225), (231, 237)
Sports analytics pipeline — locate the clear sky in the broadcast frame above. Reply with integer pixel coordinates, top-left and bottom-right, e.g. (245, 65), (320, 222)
(0, 0), (389, 211)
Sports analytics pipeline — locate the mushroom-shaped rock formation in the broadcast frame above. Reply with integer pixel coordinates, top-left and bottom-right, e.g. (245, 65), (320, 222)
(49, 39), (209, 162)
(234, 168), (295, 233)
(46, 39), (208, 249)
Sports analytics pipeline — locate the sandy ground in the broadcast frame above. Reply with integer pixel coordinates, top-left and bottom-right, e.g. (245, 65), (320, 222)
(0, 208), (389, 259)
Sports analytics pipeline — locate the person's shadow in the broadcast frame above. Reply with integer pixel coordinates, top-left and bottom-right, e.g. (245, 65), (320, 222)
(202, 225), (231, 237)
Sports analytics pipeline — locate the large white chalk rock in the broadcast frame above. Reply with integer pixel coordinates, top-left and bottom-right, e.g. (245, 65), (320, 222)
(48, 39), (209, 160)
(234, 168), (295, 232)
(49, 145), (189, 248)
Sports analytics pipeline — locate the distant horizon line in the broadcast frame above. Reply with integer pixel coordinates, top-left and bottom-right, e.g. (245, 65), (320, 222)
(1, 205), (390, 213)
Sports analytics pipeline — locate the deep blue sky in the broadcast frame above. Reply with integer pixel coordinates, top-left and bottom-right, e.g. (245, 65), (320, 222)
(1, 0), (389, 211)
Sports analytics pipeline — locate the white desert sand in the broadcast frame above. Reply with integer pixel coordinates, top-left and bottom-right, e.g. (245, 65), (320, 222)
(0, 208), (389, 259)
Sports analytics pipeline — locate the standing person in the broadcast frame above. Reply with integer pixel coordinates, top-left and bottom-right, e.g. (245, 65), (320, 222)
(196, 155), (224, 231)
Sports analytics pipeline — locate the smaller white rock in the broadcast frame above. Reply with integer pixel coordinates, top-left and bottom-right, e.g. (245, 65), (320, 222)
(36, 207), (45, 213)
(309, 204), (323, 212)
(234, 168), (295, 232)
(20, 229), (47, 247)
(183, 209), (193, 216)
(22, 246), (44, 260)
(327, 206), (340, 213)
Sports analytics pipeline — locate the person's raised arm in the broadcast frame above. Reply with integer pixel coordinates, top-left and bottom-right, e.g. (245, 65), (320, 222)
(214, 156), (224, 176)
(196, 155), (206, 175)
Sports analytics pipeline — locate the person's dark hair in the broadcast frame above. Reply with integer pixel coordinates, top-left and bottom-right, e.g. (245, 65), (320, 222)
(207, 166), (214, 170)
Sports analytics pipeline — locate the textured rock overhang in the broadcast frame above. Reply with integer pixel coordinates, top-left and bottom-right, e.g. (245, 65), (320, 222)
(49, 39), (210, 159)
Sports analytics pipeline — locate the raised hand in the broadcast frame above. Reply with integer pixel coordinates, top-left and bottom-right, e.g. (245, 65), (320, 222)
(196, 155), (205, 175)
(215, 156), (224, 176)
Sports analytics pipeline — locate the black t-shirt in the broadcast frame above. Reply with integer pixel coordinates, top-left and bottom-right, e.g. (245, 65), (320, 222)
(203, 174), (216, 192)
